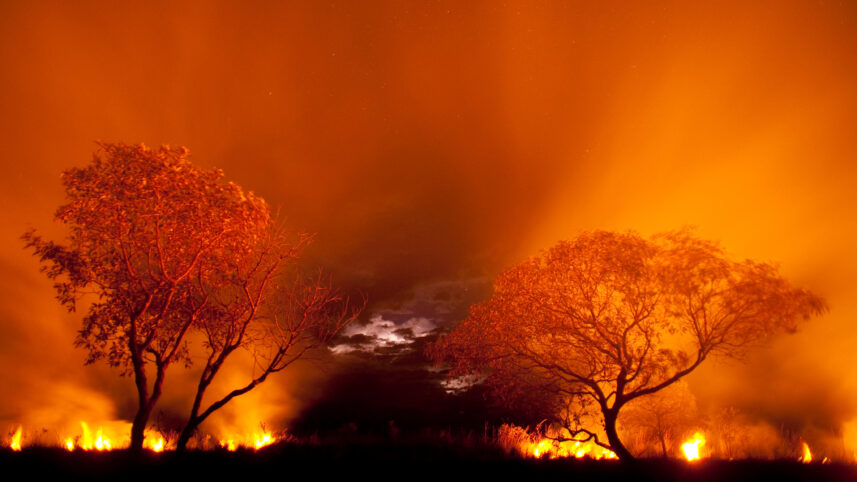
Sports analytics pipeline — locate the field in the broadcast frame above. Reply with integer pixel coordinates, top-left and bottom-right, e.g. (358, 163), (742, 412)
(3, 443), (856, 482)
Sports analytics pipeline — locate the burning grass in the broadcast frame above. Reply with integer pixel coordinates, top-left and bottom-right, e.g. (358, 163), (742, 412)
(3, 422), (857, 482)
(1, 441), (856, 482)
(4, 420), (852, 466)
(4, 422), (284, 454)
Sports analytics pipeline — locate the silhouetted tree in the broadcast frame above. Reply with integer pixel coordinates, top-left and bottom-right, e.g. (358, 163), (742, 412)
(428, 230), (826, 461)
(23, 142), (331, 451)
(176, 271), (361, 450)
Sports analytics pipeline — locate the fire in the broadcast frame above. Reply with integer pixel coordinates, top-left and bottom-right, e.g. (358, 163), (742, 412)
(144, 432), (166, 453)
(799, 440), (812, 463)
(10, 425), (22, 451)
(497, 424), (618, 460)
(527, 436), (616, 460)
(6, 421), (282, 452)
(95, 431), (111, 450)
(532, 438), (554, 458)
(219, 430), (276, 451)
(151, 438), (165, 452)
(255, 431), (273, 450)
(682, 432), (706, 461)
(77, 422), (114, 451)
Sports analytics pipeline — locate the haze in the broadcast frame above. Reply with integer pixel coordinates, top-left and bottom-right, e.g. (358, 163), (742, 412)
(1, 0), (856, 450)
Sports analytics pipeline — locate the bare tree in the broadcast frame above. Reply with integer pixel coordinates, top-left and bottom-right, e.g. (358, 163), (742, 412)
(428, 230), (826, 461)
(176, 269), (362, 450)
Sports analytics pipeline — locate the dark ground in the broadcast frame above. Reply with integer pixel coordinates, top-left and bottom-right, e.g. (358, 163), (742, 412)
(2, 444), (856, 482)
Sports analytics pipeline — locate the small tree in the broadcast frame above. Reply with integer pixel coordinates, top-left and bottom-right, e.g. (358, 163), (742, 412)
(618, 380), (698, 457)
(176, 270), (361, 450)
(23, 143), (309, 451)
(428, 230), (826, 461)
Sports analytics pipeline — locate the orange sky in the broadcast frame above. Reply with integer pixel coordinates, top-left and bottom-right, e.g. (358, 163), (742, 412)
(1, 0), (856, 445)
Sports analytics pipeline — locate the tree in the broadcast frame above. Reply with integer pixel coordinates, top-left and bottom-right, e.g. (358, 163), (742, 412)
(22, 143), (320, 451)
(176, 270), (361, 450)
(428, 230), (826, 461)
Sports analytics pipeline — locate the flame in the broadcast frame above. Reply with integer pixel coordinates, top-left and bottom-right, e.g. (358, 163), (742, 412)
(682, 432), (706, 461)
(144, 432), (166, 453)
(151, 438), (165, 452)
(532, 438), (554, 458)
(255, 431), (273, 450)
(525, 435), (616, 460)
(10, 425), (22, 451)
(219, 429), (276, 451)
(799, 440), (812, 463)
(5, 421), (281, 452)
(78, 422), (112, 451)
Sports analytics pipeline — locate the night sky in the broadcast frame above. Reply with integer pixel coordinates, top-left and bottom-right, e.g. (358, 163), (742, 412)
(2, 0), (857, 449)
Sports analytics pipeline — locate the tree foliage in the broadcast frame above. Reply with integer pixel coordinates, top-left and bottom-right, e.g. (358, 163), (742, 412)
(23, 142), (353, 451)
(428, 230), (826, 460)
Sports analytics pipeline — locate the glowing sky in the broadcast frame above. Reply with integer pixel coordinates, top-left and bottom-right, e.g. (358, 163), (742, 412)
(1, 0), (856, 446)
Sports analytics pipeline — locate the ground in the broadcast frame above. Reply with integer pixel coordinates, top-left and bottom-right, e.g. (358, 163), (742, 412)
(2, 444), (856, 482)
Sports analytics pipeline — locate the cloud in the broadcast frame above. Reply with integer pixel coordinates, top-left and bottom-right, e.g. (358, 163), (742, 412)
(330, 314), (437, 354)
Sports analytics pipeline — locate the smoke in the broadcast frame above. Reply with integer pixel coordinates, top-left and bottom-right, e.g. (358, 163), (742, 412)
(2, 0), (857, 452)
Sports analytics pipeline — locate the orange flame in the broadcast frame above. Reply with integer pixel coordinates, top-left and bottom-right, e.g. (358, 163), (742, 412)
(525, 435), (617, 460)
(682, 432), (706, 461)
(77, 422), (114, 451)
(799, 440), (812, 463)
(255, 431), (273, 450)
(10, 426), (22, 451)
(144, 432), (166, 453)
(219, 429), (276, 451)
(151, 438), (165, 452)
(7, 421), (280, 452)
(532, 438), (553, 458)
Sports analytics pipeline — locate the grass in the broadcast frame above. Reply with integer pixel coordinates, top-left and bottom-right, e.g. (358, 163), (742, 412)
(2, 440), (857, 482)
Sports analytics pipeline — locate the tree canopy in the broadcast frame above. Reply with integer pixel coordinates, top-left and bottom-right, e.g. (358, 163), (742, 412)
(23, 142), (351, 451)
(428, 230), (826, 460)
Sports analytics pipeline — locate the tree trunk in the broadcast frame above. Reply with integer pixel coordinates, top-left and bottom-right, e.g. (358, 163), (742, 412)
(129, 347), (149, 453)
(130, 404), (152, 452)
(177, 371), (211, 452)
(130, 362), (165, 452)
(176, 418), (199, 451)
(604, 409), (634, 461)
